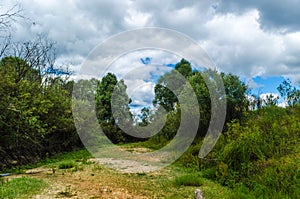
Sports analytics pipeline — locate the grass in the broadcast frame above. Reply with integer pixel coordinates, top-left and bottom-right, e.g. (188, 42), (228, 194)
(58, 161), (76, 169)
(174, 173), (203, 186)
(0, 177), (47, 199)
(2, 149), (92, 173)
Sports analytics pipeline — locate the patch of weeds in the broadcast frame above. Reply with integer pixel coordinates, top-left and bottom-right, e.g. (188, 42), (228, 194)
(57, 185), (74, 197)
(58, 161), (76, 169)
(92, 165), (102, 171)
(74, 165), (84, 172)
(174, 174), (204, 187)
(50, 166), (56, 174)
(201, 167), (216, 179)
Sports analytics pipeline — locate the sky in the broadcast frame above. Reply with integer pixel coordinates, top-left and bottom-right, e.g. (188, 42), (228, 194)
(1, 0), (300, 111)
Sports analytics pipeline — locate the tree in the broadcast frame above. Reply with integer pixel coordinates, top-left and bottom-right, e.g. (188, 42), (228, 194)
(96, 73), (118, 124)
(175, 58), (193, 78)
(0, 55), (79, 169)
(111, 79), (133, 128)
(139, 107), (151, 126)
(0, 56), (40, 83)
(0, 4), (23, 58)
(153, 59), (193, 112)
(221, 72), (249, 122)
(262, 94), (279, 107)
(189, 71), (211, 137)
(277, 79), (300, 107)
(95, 73), (133, 143)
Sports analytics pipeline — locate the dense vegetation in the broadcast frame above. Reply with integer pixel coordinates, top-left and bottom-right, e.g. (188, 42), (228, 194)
(0, 42), (82, 170)
(91, 59), (299, 198)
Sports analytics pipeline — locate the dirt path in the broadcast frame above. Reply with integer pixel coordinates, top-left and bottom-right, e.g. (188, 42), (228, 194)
(2, 147), (187, 198)
(4, 148), (160, 198)
(21, 165), (150, 199)
(90, 158), (160, 173)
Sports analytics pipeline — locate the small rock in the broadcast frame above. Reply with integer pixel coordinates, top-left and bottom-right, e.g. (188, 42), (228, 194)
(195, 189), (204, 199)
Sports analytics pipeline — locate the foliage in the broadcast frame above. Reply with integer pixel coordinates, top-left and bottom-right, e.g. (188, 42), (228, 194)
(221, 72), (249, 123)
(95, 73), (133, 143)
(152, 60), (248, 141)
(95, 73), (118, 124)
(0, 54), (81, 170)
(193, 105), (300, 198)
(153, 59), (192, 112)
(277, 79), (300, 106)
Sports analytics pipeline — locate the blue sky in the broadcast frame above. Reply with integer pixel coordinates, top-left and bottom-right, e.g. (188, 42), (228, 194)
(250, 76), (285, 95)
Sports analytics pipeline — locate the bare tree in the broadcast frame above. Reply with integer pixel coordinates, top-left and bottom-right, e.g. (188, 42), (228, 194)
(0, 4), (23, 58)
(0, 5), (72, 85)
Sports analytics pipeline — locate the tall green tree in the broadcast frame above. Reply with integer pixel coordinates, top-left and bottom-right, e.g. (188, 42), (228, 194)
(153, 59), (193, 112)
(95, 73), (133, 143)
(175, 58), (193, 78)
(96, 73), (118, 124)
(221, 72), (249, 122)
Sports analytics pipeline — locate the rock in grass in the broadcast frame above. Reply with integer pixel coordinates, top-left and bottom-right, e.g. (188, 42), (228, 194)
(195, 189), (204, 199)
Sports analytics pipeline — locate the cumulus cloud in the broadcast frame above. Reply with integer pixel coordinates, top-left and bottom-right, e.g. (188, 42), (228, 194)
(1, 0), (300, 109)
(200, 9), (300, 82)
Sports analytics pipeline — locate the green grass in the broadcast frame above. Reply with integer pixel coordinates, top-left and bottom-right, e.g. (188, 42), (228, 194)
(58, 161), (76, 169)
(3, 149), (92, 173)
(119, 140), (164, 150)
(174, 173), (204, 187)
(0, 177), (47, 199)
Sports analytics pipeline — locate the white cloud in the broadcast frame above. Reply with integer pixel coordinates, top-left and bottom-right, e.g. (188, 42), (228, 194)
(260, 93), (279, 100)
(1, 0), (300, 87)
(124, 8), (152, 28)
(126, 79), (155, 107)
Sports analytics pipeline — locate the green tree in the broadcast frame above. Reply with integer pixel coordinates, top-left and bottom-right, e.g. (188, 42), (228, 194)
(221, 72), (249, 122)
(189, 71), (211, 137)
(153, 59), (193, 112)
(96, 73), (118, 124)
(95, 73), (133, 143)
(277, 79), (300, 106)
(175, 58), (193, 78)
(111, 79), (133, 129)
(139, 107), (151, 126)
(0, 55), (80, 169)
(0, 56), (40, 83)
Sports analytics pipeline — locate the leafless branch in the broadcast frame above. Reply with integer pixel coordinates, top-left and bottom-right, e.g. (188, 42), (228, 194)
(0, 4), (24, 58)
(0, 4), (23, 33)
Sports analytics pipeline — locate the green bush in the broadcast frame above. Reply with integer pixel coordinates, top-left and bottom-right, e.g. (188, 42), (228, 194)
(249, 154), (300, 198)
(195, 105), (300, 198)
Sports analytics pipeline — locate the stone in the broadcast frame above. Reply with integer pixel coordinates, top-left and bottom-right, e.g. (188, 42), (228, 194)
(195, 189), (204, 199)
